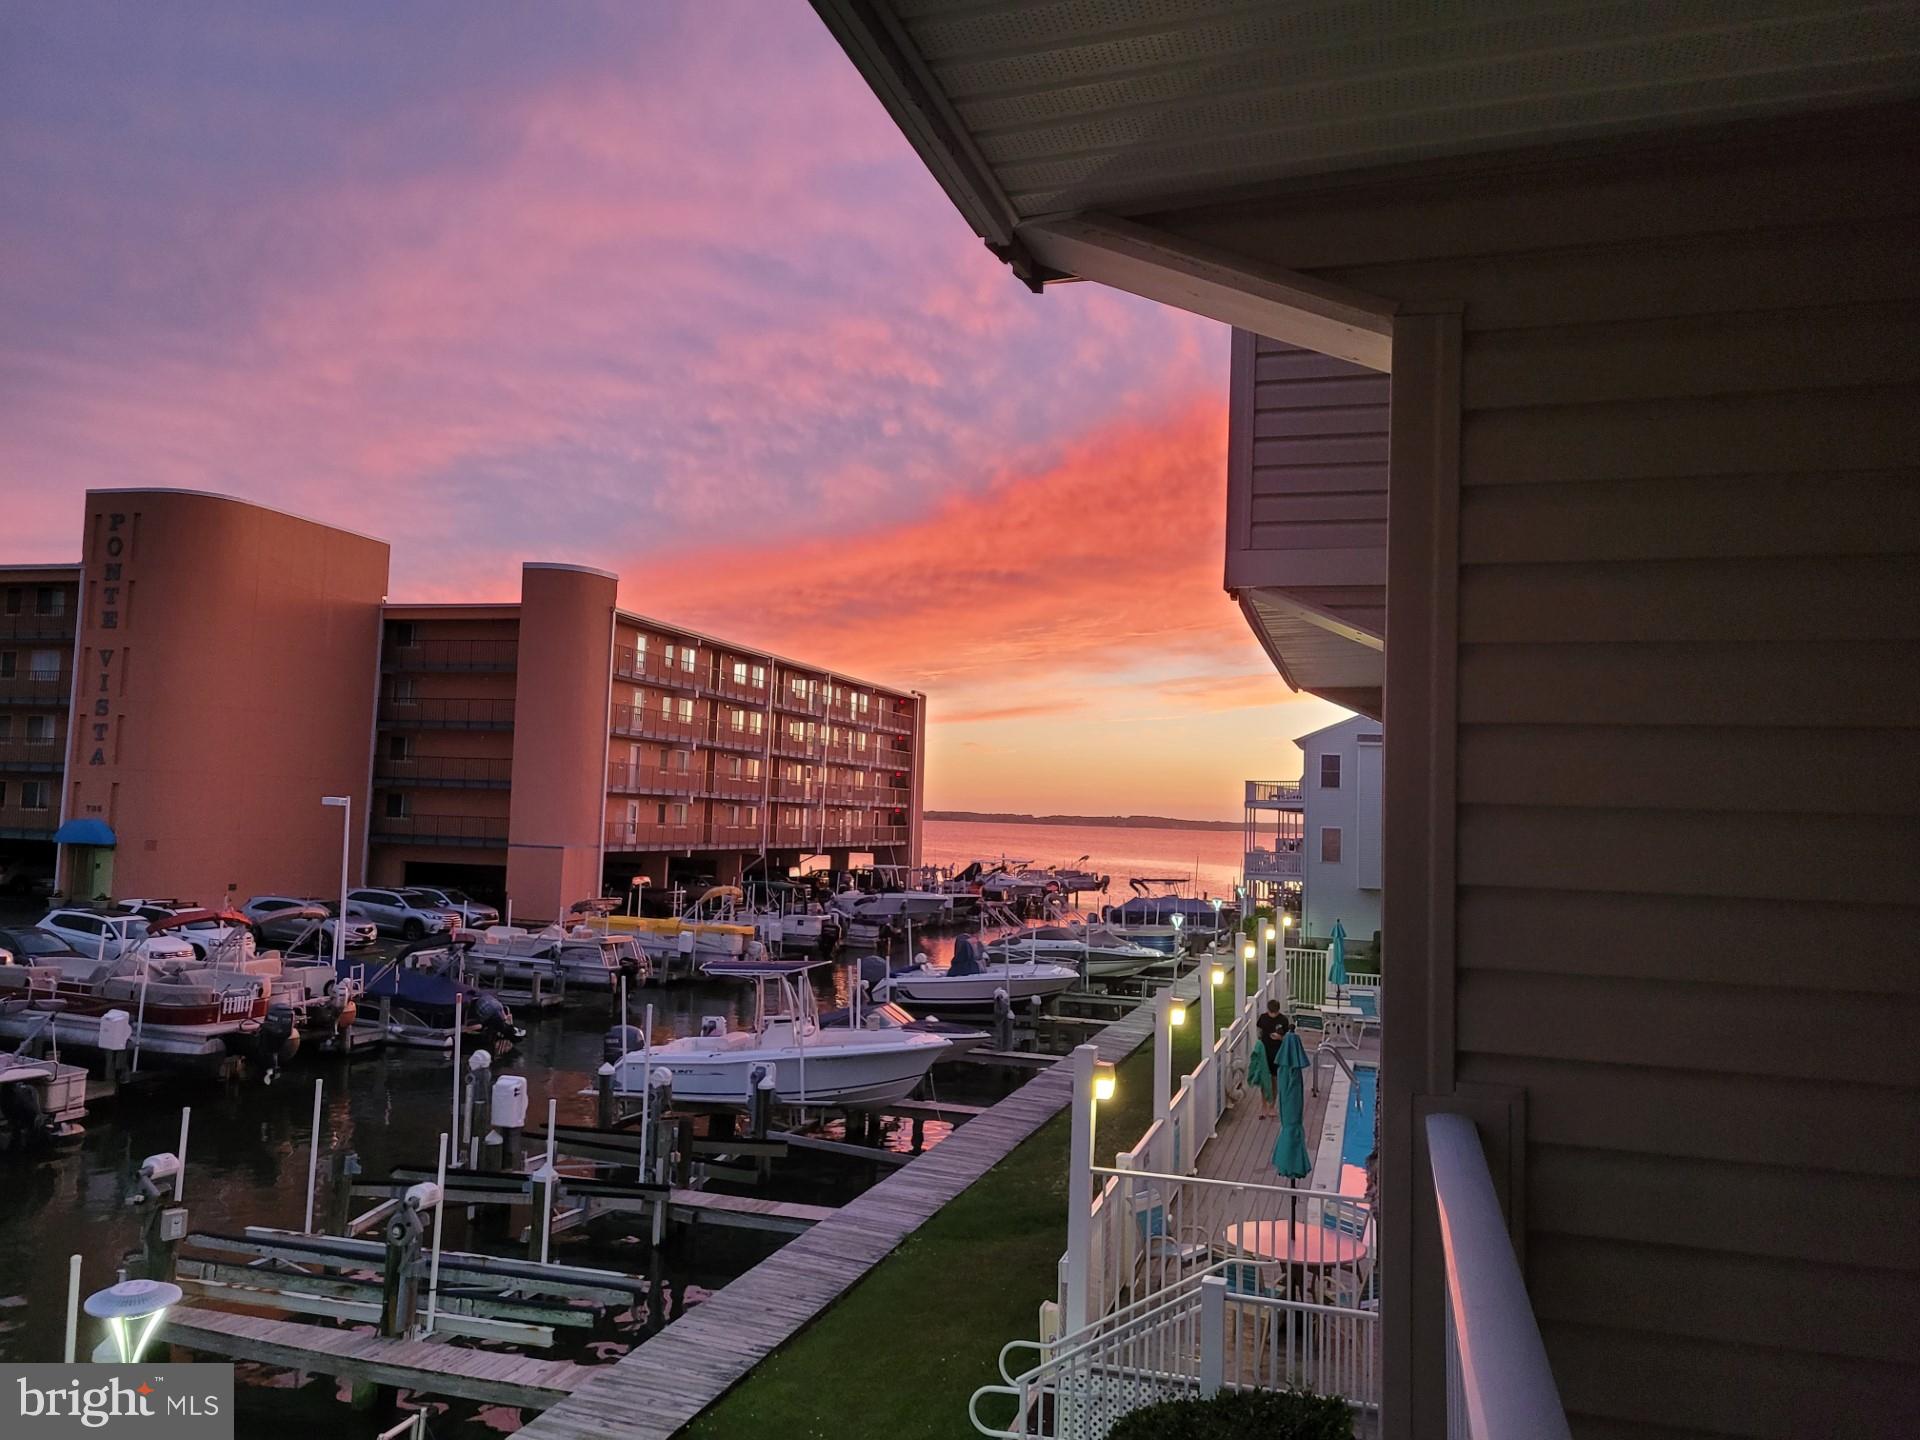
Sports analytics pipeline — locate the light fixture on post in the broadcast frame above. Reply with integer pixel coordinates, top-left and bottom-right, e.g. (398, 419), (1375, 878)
(321, 796), (352, 973)
(85, 1278), (182, 1363)
(1210, 962), (1227, 987)
(1092, 1060), (1116, 1102)
(1169, 1000), (1187, 1028)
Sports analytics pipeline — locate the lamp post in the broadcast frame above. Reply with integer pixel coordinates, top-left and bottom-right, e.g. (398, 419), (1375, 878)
(84, 1278), (182, 1363)
(321, 796), (352, 972)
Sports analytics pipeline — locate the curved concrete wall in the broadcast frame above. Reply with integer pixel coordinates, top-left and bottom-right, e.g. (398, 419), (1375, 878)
(505, 563), (616, 915)
(64, 490), (388, 902)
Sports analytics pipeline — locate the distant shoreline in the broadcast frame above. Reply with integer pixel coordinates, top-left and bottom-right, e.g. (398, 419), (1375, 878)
(926, 810), (1241, 833)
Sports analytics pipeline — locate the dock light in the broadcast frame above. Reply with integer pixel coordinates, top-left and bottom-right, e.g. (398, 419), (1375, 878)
(1263, 922), (1275, 942)
(85, 1278), (181, 1363)
(1169, 1002), (1187, 1028)
(1092, 1060), (1117, 1102)
(1210, 963), (1227, 987)
(1242, 942), (1255, 961)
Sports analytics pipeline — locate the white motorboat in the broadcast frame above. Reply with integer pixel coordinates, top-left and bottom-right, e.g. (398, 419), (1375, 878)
(986, 923), (1170, 978)
(830, 887), (952, 922)
(818, 999), (990, 1060)
(610, 968), (948, 1108)
(870, 935), (1078, 1011)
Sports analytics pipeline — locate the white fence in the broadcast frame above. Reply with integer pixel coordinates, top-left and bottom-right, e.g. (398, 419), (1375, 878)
(973, 1263), (1378, 1440)
(1429, 1113), (1569, 1440)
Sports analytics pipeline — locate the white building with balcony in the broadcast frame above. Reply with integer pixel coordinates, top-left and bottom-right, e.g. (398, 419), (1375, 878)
(1296, 716), (1383, 943)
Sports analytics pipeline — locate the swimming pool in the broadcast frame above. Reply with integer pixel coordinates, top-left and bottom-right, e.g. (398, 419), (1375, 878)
(1342, 1063), (1378, 1170)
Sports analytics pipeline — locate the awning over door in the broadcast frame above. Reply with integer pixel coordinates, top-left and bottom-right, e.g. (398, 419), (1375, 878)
(52, 818), (116, 846)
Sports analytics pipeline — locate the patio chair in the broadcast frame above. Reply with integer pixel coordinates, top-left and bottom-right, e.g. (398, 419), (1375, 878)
(1128, 1191), (1209, 1298)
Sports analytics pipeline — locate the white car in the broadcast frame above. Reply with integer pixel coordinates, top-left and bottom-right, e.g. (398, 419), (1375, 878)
(242, 896), (379, 951)
(120, 904), (255, 962)
(37, 909), (196, 965)
(347, 887), (459, 940)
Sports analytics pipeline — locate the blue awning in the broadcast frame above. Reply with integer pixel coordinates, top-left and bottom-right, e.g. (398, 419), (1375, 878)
(53, 818), (116, 846)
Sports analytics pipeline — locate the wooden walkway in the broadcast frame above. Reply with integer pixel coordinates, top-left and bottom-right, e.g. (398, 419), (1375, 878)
(516, 975), (1200, 1440)
(160, 1305), (596, 1409)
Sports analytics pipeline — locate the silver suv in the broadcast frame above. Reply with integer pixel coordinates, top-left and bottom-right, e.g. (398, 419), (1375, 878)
(347, 887), (459, 940)
(242, 896), (378, 950)
(38, 909), (196, 964)
(403, 886), (499, 929)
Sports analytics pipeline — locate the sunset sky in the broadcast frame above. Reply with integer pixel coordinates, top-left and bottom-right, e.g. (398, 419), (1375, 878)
(0, 3), (1349, 819)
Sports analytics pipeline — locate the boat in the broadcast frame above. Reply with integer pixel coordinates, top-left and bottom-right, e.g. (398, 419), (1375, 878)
(603, 886), (757, 961)
(985, 922), (1170, 978)
(817, 998), (989, 1059)
(610, 967), (948, 1108)
(340, 943), (524, 1050)
(829, 869), (953, 922)
(460, 924), (649, 990)
(1100, 879), (1234, 952)
(1044, 857), (1111, 894)
(0, 1044), (87, 1144)
(0, 949), (269, 1064)
(869, 934), (1078, 1011)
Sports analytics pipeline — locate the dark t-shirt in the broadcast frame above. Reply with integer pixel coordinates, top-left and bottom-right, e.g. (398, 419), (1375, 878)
(1257, 1010), (1285, 1063)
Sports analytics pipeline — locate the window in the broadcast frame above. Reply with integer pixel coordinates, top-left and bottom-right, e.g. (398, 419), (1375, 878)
(0, 716), (9, 739)
(675, 698), (693, 723)
(392, 621), (418, 647)
(2, 589), (18, 615)
(1320, 754), (1341, 789)
(726, 805), (740, 825)
(1321, 827), (1343, 864)
(658, 691), (672, 716)
(20, 781), (48, 810)
(669, 749), (689, 773)
(855, 770), (867, 788)
(726, 756), (742, 777)
(751, 664), (765, 688)
(748, 711), (763, 735)
(731, 660), (748, 685)
(729, 707), (745, 732)
(855, 731), (868, 753)
(744, 805), (758, 825)
(25, 715), (54, 743)
(35, 587), (65, 617)
(390, 676), (416, 702)
(65, 913), (103, 937)
(385, 792), (409, 819)
(679, 646), (695, 673)
(655, 802), (667, 824)
(387, 734), (410, 760)
(0, 653), (14, 678)
(29, 650), (59, 681)
(744, 757), (761, 778)
(671, 803), (688, 824)
(0, 781), (6, 806)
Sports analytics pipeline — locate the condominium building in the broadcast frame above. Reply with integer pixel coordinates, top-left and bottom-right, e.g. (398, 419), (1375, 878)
(1241, 715), (1383, 942)
(0, 490), (923, 918)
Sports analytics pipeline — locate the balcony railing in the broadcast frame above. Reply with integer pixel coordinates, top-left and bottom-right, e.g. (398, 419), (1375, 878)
(771, 733), (821, 760)
(0, 737), (65, 771)
(383, 639), (518, 672)
(369, 813), (508, 847)
(1430, 1112), (1571, 1440)
(375, 755), (513, 789)
(609, 703), (703, 743)
(381, 698), (515, 730)
(877, 707), (914, 734)
(707, 823), (762, 848)
(774, 688), (827, 718)
(0, 804), (56, 837)
(1244, 846), (1304, 882)
(874, 786), (909, 807)
(0, 673), (72, 704)
(707, 723), (766, 753)
(869, 825), (908, 845)
(0, 616), (75, 641)
(604, 819), (702, 849)
(614, 645), (701, 688)
(607, 762), (698, 796)
(709, 671), (767, 703)
(1246, 779), (1304, 806)
(705, 773), (764, 800)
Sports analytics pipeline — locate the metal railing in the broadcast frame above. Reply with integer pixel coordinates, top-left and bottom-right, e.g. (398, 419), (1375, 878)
(380, 698), (515, 730)
(0, 674), (72, 703)
(1243, 847), (1304, 881)
(368, 813), (508, 846)
(705, 773), (764, 800)
(0, 804), (57, 836)
(610, 703), (702, 742)
(708, 722), (766, 753)
(383, 639), (518, 672)
(607, 761), (699, 796)
(605, 819), (702, 849)
(0, 736), (65, 769)
(614, 644), (701, 687)
(869, 825), (908, 844)
(375, 755), (512, 788)
(0, 615), (75, 641)
(1430, 1113), (1569, 1440)
(877, 707), (914, 733)
(1245, 780), (1303, 806)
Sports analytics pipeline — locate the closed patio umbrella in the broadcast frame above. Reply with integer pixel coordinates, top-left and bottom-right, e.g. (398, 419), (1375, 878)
(1271, 1027), (1313, 1224)
(1328, 918), (1349, 990)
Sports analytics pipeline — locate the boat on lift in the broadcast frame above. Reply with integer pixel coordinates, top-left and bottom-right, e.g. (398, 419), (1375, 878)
(1101, 879), (1233, 952)
(829, 867), (954, 922)
(609, 965), (948, 1108)
(459, 924), (648, 990)
(985, 922), (1170, 978)
(605, 886), (757, 961)
(869, 933), (1078, 1011)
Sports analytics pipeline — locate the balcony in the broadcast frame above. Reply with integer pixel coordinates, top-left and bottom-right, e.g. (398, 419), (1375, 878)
(369, 812), (508, 847)
(710, 671), (767, 704)
(707, 823), (762, 848)
(876, 706), (914, 734)
(705, 772), (764, 801)
(773, 688), (827, 718)
(869, 825), (908, 845)
(707, 723), (767, 754)
(614, 645), (701, 689)
(0, 804), (56, 839)
(0, 616), (75, 642)
(0, 672), (72, 706)
(381, 698), (515, 731)
(771, 734), (821, 761)
(607, 761), (698, 797)
(1244, 846), (1305, 882)
(1246, 779), (1304, 808)
(375, 755), (513, 789)
(874, 785), (909, 807)
(610, 703), (702, 744)
(383, 639), (518, 673)
(0, 737), (65, 773)
(605, 819), (702, 850)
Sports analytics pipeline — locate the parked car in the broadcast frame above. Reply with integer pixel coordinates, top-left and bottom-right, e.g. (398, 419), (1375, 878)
(118, 903), (254, 962)
(347, 887), (459, 940)
(402, 886), (499, 928)
(0, 925), (86, 967)
(241, 896), (378, 952)
(37, 909), (196, 965)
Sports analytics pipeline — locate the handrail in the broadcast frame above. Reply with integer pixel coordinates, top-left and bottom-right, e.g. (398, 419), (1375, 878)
(1427, 1112), (1570, 1440)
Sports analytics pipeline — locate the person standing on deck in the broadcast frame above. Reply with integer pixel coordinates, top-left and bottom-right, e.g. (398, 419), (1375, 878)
(1252, 999), (1285, 1118)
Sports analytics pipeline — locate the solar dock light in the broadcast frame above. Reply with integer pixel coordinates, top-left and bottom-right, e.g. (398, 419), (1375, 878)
(85, 1278), (183, 1363)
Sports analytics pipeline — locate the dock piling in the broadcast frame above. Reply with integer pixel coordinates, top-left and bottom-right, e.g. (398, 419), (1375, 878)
(597, 1064), (616, 1130)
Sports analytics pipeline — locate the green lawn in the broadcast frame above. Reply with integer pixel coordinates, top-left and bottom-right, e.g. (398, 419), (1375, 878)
(684, 1022), (1204, 1439)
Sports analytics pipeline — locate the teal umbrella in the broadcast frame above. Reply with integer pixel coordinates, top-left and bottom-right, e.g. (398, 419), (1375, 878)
(1328, 918), (1348, 988)
(1271, 1030), (1312, 1181)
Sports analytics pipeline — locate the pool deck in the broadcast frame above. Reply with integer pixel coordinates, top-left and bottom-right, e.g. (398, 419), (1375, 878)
(516, 973), (1201, 1440)
(1197, 1029), (1381, 1217)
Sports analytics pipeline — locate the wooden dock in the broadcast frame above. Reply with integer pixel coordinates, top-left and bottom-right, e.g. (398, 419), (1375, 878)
(160, 1306), (597, 1410)
(516, 975), (1198, 1440)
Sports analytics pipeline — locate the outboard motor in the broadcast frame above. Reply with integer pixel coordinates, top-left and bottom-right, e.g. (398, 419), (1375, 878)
(0, 1076), (46, 1151)
(816, 914), (844, 958)
(255, 1000), (300, 1083)
(470, 990), (524, 1051)
(603, 1023), (645, 1064)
